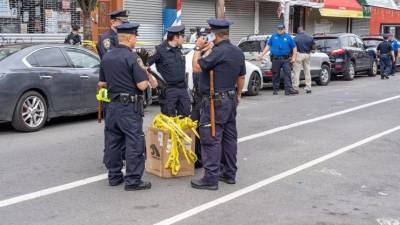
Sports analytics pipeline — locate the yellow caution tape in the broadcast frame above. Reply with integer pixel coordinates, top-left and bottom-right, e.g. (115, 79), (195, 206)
(96, 88), (111, 103)
(151, 113), (199, 176)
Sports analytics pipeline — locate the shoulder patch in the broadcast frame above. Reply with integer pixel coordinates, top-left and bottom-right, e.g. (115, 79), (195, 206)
(137, 58), (147, 73)
(103, 38), (111, 50)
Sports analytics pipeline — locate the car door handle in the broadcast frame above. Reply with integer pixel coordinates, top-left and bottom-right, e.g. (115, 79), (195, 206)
(39, 75), (53, 80)
(80, 75), (89, 80)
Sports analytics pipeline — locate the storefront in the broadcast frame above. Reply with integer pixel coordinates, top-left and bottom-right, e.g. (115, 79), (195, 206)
(0, 0), (81, 35)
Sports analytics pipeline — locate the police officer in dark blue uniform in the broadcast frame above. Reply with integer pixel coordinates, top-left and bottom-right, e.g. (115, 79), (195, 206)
(147, 25), (191, 117)
(191, 19), (246, 190)
(258, 24), (298, 95)
(98, 22), (158, 190)
(96, 10), (128, 59)
(377, 33), (395, 80)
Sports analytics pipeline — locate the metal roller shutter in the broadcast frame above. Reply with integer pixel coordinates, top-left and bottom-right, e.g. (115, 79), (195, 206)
(259, 1), (283, 35)
(124, 0), (163, 45)
(351, 18), (370, 36)
(181, 0), (216, 37)
(225, 0), (256, 45)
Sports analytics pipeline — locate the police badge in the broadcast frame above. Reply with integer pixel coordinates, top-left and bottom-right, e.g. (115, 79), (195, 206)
(103, 38), (111, 50)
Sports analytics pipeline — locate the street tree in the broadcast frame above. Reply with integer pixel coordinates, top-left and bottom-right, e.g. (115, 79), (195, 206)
(77, 0), (98, 40)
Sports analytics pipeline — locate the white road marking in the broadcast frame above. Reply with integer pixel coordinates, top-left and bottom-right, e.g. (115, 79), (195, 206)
(0, 95), (399, 209)
(154, 125), (400, 225)
(377, 218), (400, 225)
(318, 168), (342, 177)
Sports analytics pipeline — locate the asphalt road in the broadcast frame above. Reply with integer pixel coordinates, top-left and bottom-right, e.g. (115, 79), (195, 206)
(1, 74), (400, 225)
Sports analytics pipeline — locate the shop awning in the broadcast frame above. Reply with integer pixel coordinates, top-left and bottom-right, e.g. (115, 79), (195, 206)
(358, 0), (398, 9)
(320, 0), (365, 18)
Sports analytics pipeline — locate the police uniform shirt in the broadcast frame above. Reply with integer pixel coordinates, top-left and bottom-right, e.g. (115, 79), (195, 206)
(96, 29), (119, 59)
(64, 32), (81, 45)
(268, 33), (296, 57)
(377, 40), (393, 55)
(294, 32), (314, 53)
(99, 45), (148, 96)
(198, 40), (246, 94)
(147, 41), (186, 85)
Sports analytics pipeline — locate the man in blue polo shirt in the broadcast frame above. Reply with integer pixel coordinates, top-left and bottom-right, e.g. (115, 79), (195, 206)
(388, 33), (399, 75)
(258, 24), (298, 95)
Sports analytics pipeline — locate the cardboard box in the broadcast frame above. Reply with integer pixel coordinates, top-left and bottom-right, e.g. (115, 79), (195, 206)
(145, 127), (195, 178)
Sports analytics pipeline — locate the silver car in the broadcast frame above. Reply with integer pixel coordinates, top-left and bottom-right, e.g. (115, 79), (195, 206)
(238, 35), (331, 86)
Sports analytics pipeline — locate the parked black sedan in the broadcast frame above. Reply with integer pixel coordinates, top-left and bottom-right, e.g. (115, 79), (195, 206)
(0, 44), (101, 132)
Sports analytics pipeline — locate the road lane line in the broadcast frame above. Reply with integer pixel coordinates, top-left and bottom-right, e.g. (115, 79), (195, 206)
(154, 125), (400, 225)
(0, 95), (399, 208)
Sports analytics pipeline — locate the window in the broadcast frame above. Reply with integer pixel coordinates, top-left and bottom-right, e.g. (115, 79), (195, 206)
(348, 37), (358, 48)
(65, 49), (100, 68)
(355, 37), (365, 49)
(238, 40), (266, 53)
(0, 46), (22, 61)
(314, 37), (340, 53)
(27, 48), (69, 67)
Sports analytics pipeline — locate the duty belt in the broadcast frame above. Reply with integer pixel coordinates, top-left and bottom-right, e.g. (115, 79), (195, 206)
(166, 80), (187, 89)
(204, 90), (236, 99)
(110, 93), (142, 104)
(271, 55), (290, 60)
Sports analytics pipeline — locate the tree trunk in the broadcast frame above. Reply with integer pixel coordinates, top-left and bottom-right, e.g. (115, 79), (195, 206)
(216, 0), (225, 19)
(83, 11), (92, 40)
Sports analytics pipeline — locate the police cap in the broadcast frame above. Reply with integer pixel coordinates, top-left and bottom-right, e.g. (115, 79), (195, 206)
(109, 10), (128, 22)
(167, 25), (185, 35)
(207, 18), (233, 30)
(277, 23), (285, 29)
(116, 22), (140, 35)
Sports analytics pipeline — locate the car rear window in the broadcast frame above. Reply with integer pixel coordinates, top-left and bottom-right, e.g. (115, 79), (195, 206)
(314, 37), (341, 53)
(238, 40), (266, 53)
(363, 39), (382, 48)
(0, 46), (23, 61)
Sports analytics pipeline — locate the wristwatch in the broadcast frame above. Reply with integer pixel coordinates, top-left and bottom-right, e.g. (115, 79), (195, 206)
(194, 46), (201, 51)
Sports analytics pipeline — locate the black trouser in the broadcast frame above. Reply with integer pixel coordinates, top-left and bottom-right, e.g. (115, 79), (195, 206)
(271, 58), (292, 93)
(191, 90), (202, 167)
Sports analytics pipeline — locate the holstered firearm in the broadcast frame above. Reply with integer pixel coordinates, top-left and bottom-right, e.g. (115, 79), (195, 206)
(209, 70), (216, 137)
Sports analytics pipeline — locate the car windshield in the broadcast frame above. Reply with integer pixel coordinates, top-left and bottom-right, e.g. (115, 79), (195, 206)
(238, 40), (266, 53)
(0, 46), (23, 61)
(314, 37), (340, 53)
(363, 39), (382, 47)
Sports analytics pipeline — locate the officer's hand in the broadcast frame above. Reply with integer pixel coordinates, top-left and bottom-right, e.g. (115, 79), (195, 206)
(202, 42), (213, 53)
(257, 54), (263, 61)
(290, 57), (296, 64)
(196, 37), (207, 49)
(236, 95), (241, 105)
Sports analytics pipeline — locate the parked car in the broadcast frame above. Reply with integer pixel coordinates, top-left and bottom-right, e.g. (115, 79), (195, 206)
(238, 35), (331, 86)
(362, 36), (400, 69)
(313, 33), (377, 80)
(150, 43), (263, 101)
(0, 43), (152, 132)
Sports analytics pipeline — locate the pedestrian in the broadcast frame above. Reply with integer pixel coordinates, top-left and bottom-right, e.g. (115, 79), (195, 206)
(147, 25), (191, 117)
(388, 33), (399, 75)
(189, 28), (197, 43)
(98, 22), (158, 191)
(293, 26), (315, 94)
(377, 33), (395, 80)
(258, 24), (298, 95)
(64, 24), (81, 45)
(96, 10), (128, 59)
(191, 18), (245, 190)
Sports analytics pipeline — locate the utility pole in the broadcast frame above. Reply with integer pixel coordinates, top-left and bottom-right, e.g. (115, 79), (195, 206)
(216, 0), (225, 19)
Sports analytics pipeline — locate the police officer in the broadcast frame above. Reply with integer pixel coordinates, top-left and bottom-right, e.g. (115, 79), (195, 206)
(377, 34), (395, 80)
(64, 24), (81, 45)
(258, 24), (298, 95)
(388, 33), (399, 75)
(147, 25), (191, 117)
(98, 22), (158, 190)
(191, 19), (245, 190)
(96, 10), (128, 59)
(293, 26), (315, 94)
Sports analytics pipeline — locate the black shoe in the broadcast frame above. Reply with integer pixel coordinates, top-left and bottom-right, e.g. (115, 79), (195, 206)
(306, 90), (312, 94)
(219, 176), (236, 184)
(191, 179), (218, 190)
(195, 161), (203, 169)
(289, 89), (299, 95)
(124, 181), (152, 191)
(381, 77), (385, 80)
(273, 91), (278, 95)
(385, 76), (390, 79)
(109, 178), (124, 186)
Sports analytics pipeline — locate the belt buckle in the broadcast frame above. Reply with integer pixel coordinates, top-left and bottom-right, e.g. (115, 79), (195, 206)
(120, 93), (130, 106)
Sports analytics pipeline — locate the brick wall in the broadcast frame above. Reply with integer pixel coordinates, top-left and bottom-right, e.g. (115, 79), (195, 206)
(369, 7), (400, 35)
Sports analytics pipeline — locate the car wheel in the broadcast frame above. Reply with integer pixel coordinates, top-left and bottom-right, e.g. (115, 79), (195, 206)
(315, 64), (331, 86)
(11, 91), (48, 132)
(368, 60), (378, 77)
(343, 61), (355, 81)
(247, 72), (261, 96)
